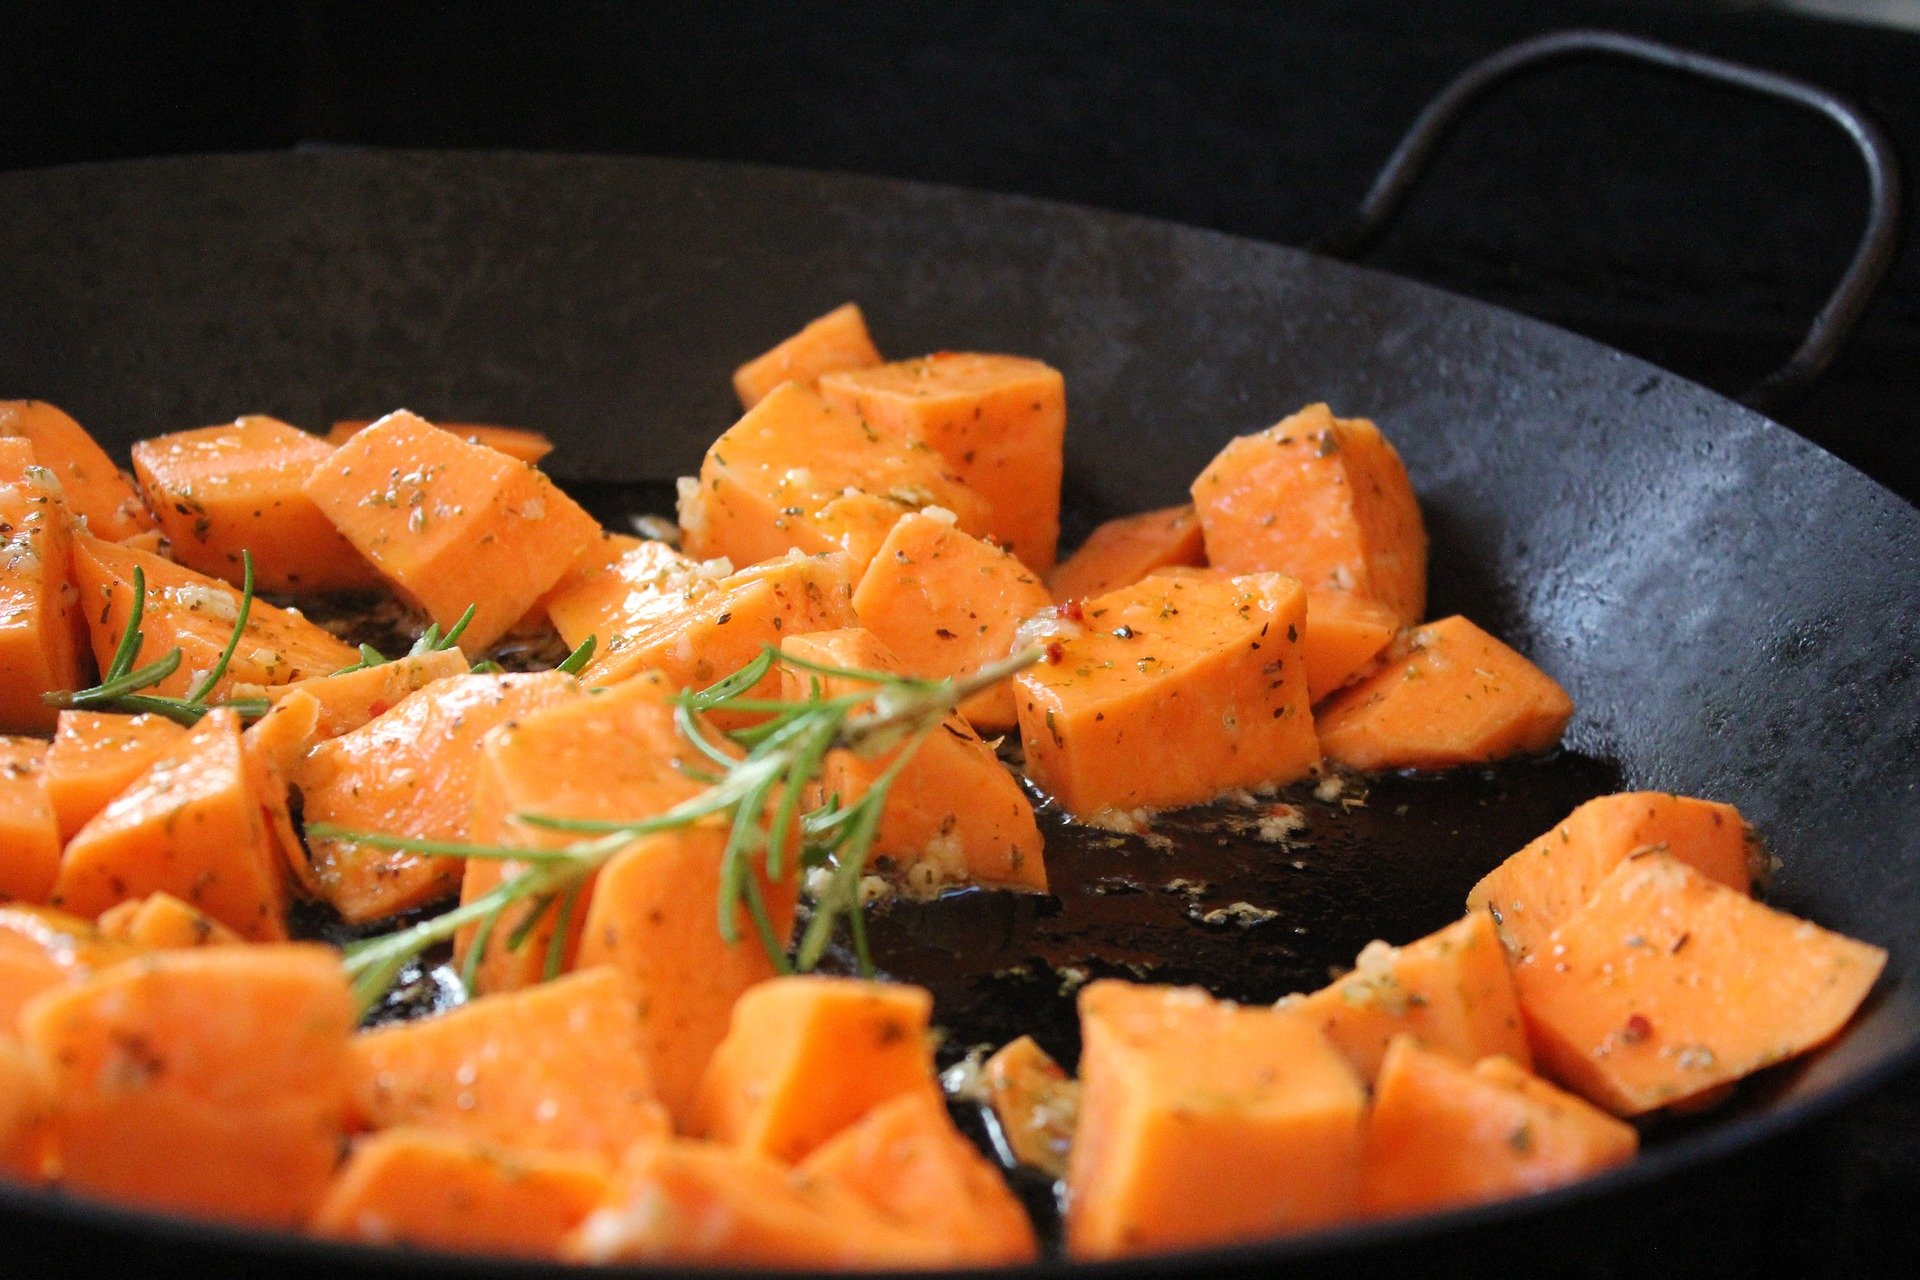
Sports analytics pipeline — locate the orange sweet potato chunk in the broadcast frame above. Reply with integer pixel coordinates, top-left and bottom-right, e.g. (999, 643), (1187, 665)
(0, 905), (143, 1035)
(233, 648), (470, 742)
(294, 671), (580, 922)
(70, 534), (356, 699)
(1469, 792), (1759, 962)
(779, 629), (1045, 891)
(1514, 854), (1886, 1116)
(20, 944), (355, 1226)
(1192, 402), (1427, 626)
(0, 738), (60, 903)
(1286, 911), (1530, 1082)
(982, 1035), (1079, 1178)
(801, 1088), (1039, 1266)
(733, 303), (884, 410)
(820, 352), (1065, 572)
(1303, 589), (1399, 702)
(131, 416), (382, 593)
(0, 1037), (49, 1180)
(851, 511), (1054, 731)
(1358, 1038), (1637, 1219)
(95, 892), (240, 949)
(0, 437), (89, 733)
(1016, 571), (1319, 816)
(303, 410), (599, 651)
(352, 967), (668, 1159)
(679, 381), (992, 580)
(694, 976), (939, 1163)
(1314, 615), (1574, 772)
(1066, 980), (1366, 1259)
(1047, 504), (1206, 603)
(567, 1139), (946, 1268)
(539, 533), (691, 649)
(312, 1127), (608, 1257)
(328, 419), (555, 465)
(0, 400), (156, 543)
(53, 709), (289, 939)
(43, 711), (189, 841)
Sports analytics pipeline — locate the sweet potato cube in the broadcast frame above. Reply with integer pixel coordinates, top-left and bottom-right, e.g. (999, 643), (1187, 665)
(1, 437), (90, 735)
(982, 1035), (1079, 1178)
(43, 711), (189, 840)
(851, 511), (1054, 731)
(779, 629), (1045, 891)
(70, 534), (357, 698)
(1286, 911), (1530, 1082)
(0, 1037), (49, 1180)
(232, 648), (470, 742)
(1314, 615), (1574, 772)
(678, 381), (992, 580)
(0, 400), (156, 543)
(352, 967), (669, 1159)
(293, 671), (580, 922)
(1047, 504), (1206, 603)
(1359, 1038), (1637, 1218)
(576, 829), (800, 1130)
(0, 904), (140, 1029)
(1016, 571), (1319, 816)
(19, 944), (355, 1226)
(1303, 589), (1399, 702)
(694, 976), (939, 1163)
(567, 1140), (946, 1268)
(539, 533), (690, 650)
(1469, 792), (1759, 962)
(1066, 980), (1367, 1258)
(53, 709), (288, 939)
(312, 1127), (609, 1257)
(1514, 854), (1887, 1115)
(1191, 403), (1427, 626)
(96, 892), (240, 949)
(0, 738), (60, 902)
(801, 1088), (1039, 1266)
(302, 410), (599, 651)
(130, 416), (382, 593)
(820, 352), (1065, 571)
(733, 303), (884, 410)
(328, 419), (555, 465)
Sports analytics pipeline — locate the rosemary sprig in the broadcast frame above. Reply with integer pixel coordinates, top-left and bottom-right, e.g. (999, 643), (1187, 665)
(320, 644), (1042, 1015)
(331, 602), (481, 676)
(556, 634), (597, 675)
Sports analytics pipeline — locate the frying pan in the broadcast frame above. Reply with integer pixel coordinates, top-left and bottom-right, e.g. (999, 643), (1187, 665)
(0, 28), (1915, 1280)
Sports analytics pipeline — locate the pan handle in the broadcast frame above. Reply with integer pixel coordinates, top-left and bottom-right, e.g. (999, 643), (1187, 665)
(1315, 28), (1905, 419)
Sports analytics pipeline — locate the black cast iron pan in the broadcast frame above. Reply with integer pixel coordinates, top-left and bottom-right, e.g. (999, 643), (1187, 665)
(0, 29), (1914, 1280)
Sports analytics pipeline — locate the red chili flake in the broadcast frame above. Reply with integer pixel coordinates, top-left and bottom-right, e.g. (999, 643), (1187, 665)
(1045, 641), (1066, 664)
(1621, 1014), (1653, 1045)
(1060, 599), (1086, 622)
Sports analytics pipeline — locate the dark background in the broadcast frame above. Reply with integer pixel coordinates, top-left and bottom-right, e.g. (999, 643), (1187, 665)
(5, 2), (1918, 1276)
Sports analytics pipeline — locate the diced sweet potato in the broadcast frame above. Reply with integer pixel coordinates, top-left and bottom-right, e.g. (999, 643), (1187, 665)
(575, 829), (800, 1131)
(0, 904), (141, 1030)
(130, 416), (382, 593)
(1359, 1038), (1637, 1218)
(733, 303), (885, 410)
(1066, 980), (1367, 1258)
(0, 738), (60, 903)
(1047, 504), (1206, 603)
(0, 401), (156, 543)
(1016, 571), (1319, 816)
(232, 648), (469, 742)
(19, 944), (355, 1225)
(981, 1035), (1079, 1178)
(538, 533), (691, 650)
(579, 549), (855, 699)
(850, 511), (1054, 731)
(0, 437), (89, 733)
(352, 967), (669, 1159)
(95, 892), (240, 949)
(800, 1089), (1039, 1266)
(820, 352), (1065, 571)
(311, 1127), (608, 1257)
(1285, 911), (1529, 1082)
(1303, 589), (1399, 702)
(0, 1037), (49, 1179)
(53, 709), (289, 940)
(70, 534), (357, 698)
(1513, 853), (1887, 1116)
(679, 381), (992, 580)
(694, 976), (939, 1163)
(328, 419), (555, 465)
(779, 629), (1045, 892)
(43, 711), (189, 841)
(303, 410), (599, 651)
(567, 1139), (946, 1268)
(294, 671), (581, 922)
(1314, 615), (1574, 772)
(1468, 792), (1759, 962)
(1191, 403), (1427, 626)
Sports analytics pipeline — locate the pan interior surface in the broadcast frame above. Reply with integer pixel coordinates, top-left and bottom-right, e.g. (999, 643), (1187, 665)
(0, 149), (1915, 1271)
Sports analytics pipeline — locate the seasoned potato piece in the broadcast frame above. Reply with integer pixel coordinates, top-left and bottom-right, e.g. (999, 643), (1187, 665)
(1047, 504), (1205, 603)
(733, 303), (883, 410)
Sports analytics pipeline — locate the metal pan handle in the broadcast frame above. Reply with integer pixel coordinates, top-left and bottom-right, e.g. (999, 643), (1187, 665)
(1315, 28), (1905, 419)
